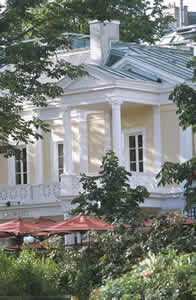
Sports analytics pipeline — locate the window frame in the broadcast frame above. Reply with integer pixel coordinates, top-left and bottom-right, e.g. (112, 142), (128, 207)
(15, 147), (28, 185)
(123, 128), (146, 173)
(8, 145), (30, 185)
(57, 142), (64, 182)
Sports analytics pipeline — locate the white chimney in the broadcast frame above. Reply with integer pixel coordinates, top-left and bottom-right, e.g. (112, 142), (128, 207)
(194, 44), (196, 56)
(89, 20), (120, 65)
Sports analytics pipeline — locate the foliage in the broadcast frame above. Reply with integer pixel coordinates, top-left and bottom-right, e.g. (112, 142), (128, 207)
(47, 215), (196, 299)
(0, 249), (63, 297)
(86, 215), (196, 283)
(95, 250), (196, 300)
(54, 246), (101, 300)
(0, 0), (172, 156)
(71, 151), (149, 224)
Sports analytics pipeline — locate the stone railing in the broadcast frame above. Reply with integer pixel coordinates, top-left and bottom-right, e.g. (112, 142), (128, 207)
(60, 171), (183, 196)
(0, 183), (60, 206)
(128, 172), (183, 194)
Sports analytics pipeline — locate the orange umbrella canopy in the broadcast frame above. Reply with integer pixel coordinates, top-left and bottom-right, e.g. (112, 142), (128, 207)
(47, 214), (114, 233)
(0, 219), (40, 236)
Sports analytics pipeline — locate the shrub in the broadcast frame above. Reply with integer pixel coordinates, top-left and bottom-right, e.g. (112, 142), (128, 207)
(95, 250), (196, 300)
(0, 249), (64, 297)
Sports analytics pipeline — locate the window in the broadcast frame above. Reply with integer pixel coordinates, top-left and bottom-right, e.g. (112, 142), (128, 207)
(58, 143), (64, 181)
(128, 134), (144, 172)
(15, 148), (27, 184)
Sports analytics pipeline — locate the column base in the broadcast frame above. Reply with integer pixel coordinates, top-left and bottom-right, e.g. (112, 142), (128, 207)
(60, 173), (79, 196)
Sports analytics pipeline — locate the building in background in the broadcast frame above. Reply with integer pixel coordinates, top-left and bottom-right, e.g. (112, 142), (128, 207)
(164, 2), (196, 29)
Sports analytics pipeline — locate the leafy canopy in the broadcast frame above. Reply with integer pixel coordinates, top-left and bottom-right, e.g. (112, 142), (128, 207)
(71, 151), (149, 224)
(0, 0), (172, 156)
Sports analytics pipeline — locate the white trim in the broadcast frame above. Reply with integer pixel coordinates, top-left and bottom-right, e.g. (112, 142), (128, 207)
(34, 128), (43, 184)
(11, 146), (29, 185)
(26, 144), (31, 184)
(179, 126), (193, 163)
(153, 105), (161, 173)
(79, 111), (88, 174)
(8, 156), (16, 185)
(51, 131), (64, 182)
(122, 127), (146, 172)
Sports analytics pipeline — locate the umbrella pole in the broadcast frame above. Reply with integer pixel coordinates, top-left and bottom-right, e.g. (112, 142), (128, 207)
(16, 235), (23, 246)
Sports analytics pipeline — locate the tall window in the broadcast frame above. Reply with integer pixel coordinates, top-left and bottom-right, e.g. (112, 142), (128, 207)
(15, 148), (27, 184)
(58, 143), (64, 181)
(129, 134), (144, 172)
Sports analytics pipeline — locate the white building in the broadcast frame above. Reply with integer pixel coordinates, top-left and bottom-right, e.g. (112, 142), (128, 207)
(0, 20), (195, 221)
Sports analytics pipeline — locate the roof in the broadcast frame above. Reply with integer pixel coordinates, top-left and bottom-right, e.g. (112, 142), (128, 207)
(100, 42), (194, 83)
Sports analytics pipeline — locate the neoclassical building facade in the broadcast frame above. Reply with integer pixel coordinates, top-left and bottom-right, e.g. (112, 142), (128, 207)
(0, 20), (195, 221)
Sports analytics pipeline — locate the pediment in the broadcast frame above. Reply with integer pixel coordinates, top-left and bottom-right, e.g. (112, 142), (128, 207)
(58, 65), (117, 91)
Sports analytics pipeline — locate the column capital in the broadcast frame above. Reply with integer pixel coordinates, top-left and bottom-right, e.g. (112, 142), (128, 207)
(108, 99), (123, 108)
(79, 110), (88, 122)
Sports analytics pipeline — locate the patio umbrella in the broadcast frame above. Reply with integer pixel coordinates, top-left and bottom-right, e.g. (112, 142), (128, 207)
(31, 217), (57, 236)
(46, 214), (114, 234)
(0, 219), (40, 244)
(32, 217), (56, 228)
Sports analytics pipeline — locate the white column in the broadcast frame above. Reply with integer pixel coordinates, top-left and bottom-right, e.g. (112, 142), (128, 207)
(79, 111), (88, 174)
(63, 107), (73, 175)
(34, 127), (43, 184)
(8, 156), (16, 185)
(111, 101), (123, 164)
(104, 112), (111, 153)
(179, 126), (193, 163)
(153, 105), (162, 173)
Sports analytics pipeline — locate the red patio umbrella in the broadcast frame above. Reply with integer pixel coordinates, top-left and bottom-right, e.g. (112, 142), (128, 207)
(0, 219), (41, 245)
(32, 217), (56, 228)
(0, 219), (40, 236)
(46, 214), (114, 234)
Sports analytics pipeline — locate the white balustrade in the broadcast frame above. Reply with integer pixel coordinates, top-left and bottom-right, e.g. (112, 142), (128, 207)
(0, 183), (61, 206)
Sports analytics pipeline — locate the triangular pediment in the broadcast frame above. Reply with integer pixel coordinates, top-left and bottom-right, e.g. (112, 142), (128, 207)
(58, 65), (117, 91)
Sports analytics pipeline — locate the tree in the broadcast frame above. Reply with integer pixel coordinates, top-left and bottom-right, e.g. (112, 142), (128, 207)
(71, 151), (149, 224)
(157, 56), (196, 211)
(0, 0), (172, 156)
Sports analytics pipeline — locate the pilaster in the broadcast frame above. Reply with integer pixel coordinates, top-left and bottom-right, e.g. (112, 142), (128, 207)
(153, 105), (162, 173)
(79, 111), (88, 174)
(179, 126), (193, 163)
(110, 100), (123, 164)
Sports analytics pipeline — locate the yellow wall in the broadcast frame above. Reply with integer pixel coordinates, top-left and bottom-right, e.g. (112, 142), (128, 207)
(121, 106), (154, 172)
(0, 155), (8, 185)
(160, 104), (179, 164)
(88, 113), (105, 173)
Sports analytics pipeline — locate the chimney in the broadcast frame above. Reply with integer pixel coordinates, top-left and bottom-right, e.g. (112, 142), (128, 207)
(89, 20), (120, 65)
(193, 44), (196, 56)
